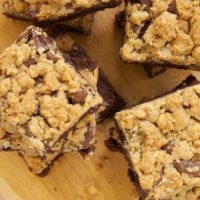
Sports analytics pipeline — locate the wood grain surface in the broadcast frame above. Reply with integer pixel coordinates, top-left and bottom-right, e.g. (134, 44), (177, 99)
(0, 1), (199, 200)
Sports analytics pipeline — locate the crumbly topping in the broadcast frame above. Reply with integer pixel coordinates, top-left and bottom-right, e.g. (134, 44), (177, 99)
(54, 34), (99, 88)
(121, 0), (200, 68)
(3, 0), (118, 21)
(0, 113), (96, 174)
(115, 83), (200, 199)
(21, 113), (96, 174)
(0, 26), (102, 155)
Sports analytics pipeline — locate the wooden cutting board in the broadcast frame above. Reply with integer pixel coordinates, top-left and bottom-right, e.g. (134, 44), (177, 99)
(0, 2), (199, 200)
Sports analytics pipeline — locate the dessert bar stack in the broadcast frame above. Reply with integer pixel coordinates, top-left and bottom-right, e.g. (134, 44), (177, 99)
(114, 75), (200, 199)
(0, 26), (126, 174)
(3, 0), (122, 34)
(119, 0), (200, 77)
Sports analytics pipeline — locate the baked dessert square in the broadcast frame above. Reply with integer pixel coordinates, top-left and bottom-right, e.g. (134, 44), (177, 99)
(0, 26), (102, 156)
(115, 11), (167, 78)
(115, 75), (200, 199)
(121, 0), (200, 71)
(3, 0), (121, 24)
(0, 33), (125, 174)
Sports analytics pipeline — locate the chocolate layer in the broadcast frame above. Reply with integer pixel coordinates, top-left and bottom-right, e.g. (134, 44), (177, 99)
(97, 70), (126, 122)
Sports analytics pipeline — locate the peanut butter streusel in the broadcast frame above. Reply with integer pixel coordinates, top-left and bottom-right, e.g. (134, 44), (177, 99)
(115, 76), (200, 199)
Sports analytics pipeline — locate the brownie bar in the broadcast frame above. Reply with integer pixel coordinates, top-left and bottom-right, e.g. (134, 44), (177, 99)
(0, 26), (102, 156)
(115, 75), (200, 199)
(121, 0), (200, 71)
(3, 0), (121, 24)
(96, 70), (126, 122)
(116, 11), (167, 78)
(54, 34), (126, 122)
(0, 32), (124, 174)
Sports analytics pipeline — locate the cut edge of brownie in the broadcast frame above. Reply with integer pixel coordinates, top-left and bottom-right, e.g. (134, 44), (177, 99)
(105, 126), (148, 200)
(115, 10), (125, 28)
(97, 70), (127, 122)
(3, 0), (121, 25)
(132, 74), (199, 108)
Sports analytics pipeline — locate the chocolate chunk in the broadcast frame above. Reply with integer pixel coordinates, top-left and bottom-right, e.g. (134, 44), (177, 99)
(174, 75), (199, 91)
(82, 123), (95, 149)
(105, 138), (122, 152)
(68, 45), (97, 71)
(161, 140), (175, 154)
(23, 123), (33, 137)
(168, 0), (177, 14)
(153, 168), (164, 187)
(23, 58), (37, 67)
(68, 88), (87, 105)
(116, 11), (125, 28)
(31, 30), (53, 54)
(46, 52), (58, 63)
(139, 0), (152, 10)
(33, 35), (49, 53)
(63, 53), (74, 66)
(138, 20), (151, 38)
(173, 160), (200, 177)
(35, 76), (44, 84)
(17, 28), (32, 44)
(132, 24), (140, 32)
(50, 91), (57, 97)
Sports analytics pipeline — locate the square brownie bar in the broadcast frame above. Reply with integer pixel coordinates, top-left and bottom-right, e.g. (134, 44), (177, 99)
(116, 11), (167, 78)
(0, 33), (125, 174)
(115, 75), (200, 199)
(0, 26), (102, 156)
(121, 0), (200, 71)
(3, 0), (121, 24)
